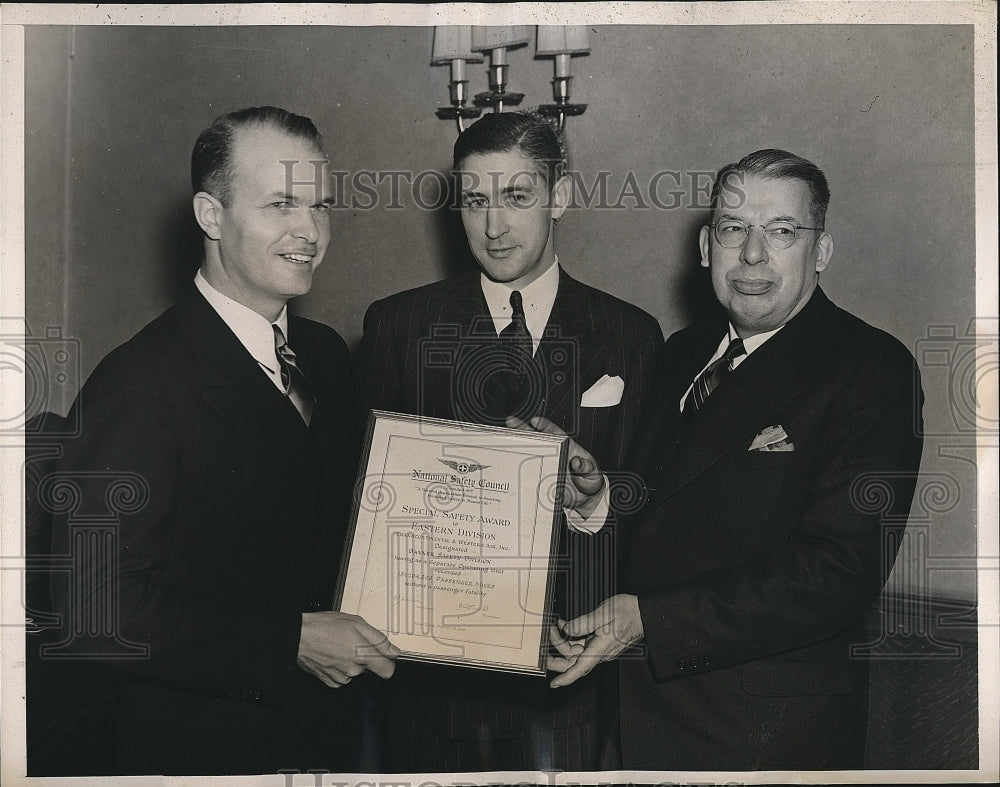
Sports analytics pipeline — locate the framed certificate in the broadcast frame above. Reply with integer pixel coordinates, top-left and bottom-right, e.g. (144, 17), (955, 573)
(334, 410), (568, 676)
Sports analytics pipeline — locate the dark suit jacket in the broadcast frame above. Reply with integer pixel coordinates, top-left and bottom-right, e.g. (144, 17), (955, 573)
(47, 287), (358, 775)
(354, 267), (662, 757)
(619, 287), (924, 770)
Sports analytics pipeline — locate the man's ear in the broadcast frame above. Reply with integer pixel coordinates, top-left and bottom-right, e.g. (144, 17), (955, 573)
(698, 225), (711, 268)
(193, 191), (223, 241)
(550, 174), (571, 221)
(814, 231), (834, 273)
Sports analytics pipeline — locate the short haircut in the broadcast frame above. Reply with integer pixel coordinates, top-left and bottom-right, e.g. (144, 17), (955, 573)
(709, 149), (831, 228)
(191, 106), (324, 204)
(453, 111), (567, 190)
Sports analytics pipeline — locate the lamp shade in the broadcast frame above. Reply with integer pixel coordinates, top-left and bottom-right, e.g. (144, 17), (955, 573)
(431, 26), (483, 63)
(535, 26), (591, 56)
(470, 26), (530, 52)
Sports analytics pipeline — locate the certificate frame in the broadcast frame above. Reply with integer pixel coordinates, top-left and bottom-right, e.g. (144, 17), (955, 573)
(334, 410), (569, 676)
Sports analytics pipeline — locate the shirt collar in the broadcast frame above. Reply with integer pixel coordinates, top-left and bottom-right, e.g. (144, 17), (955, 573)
(194, 269), (288, 373)
(728, 322), (784, 356)
(680, 320), (786, 412)
(480, 256), (560, 348)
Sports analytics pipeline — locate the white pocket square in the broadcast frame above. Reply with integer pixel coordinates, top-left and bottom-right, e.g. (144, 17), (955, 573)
(749, 425), (795, 452)
(580, 374), (624, 407)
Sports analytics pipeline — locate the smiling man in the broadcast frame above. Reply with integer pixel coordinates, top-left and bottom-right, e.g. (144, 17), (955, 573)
(537, 149), (926, 770)
(354, 111), (662, 772)
(46, 107), (398, 776)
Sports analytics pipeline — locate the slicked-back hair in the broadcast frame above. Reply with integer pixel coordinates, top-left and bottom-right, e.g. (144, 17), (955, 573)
(709, 148), (831, 228)
(191, 106), (324, 205)
(453, 111), (567, 191)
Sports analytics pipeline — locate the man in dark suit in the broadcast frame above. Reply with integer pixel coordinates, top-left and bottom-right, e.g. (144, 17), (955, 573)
(46, 106), (398, 776)
(354, 112), (663, 772)
(538, 149), (925, 770)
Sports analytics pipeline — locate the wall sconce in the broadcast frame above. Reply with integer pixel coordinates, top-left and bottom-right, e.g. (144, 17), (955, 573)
(535, 26), (591, 132)
(432, 26), (484, 133)
(470, 25), (530, 114)
(432, 25), (590, 135)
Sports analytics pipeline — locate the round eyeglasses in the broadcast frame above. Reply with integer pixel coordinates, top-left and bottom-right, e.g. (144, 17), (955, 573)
(711, 220), (823, 251)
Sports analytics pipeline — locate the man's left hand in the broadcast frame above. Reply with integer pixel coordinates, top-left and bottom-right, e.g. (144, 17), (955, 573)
(547, 594), (644, 688)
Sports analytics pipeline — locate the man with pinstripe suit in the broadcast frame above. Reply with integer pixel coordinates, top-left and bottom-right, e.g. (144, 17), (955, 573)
(353, 112), (662, 772)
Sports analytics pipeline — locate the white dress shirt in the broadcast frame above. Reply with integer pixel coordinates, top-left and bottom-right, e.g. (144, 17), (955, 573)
(194, 269), (288, 392)
(480, 256), (560, 355)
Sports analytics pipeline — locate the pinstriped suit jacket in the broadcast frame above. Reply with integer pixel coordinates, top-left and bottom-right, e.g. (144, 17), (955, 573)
(353, 266), (662, 745)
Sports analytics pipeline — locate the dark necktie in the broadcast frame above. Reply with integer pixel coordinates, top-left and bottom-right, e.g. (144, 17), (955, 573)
(683, 337), (746, 415)
(499, 290), (533, 379)
(272, 324), (315, 426)
(484, 290), (533, 417)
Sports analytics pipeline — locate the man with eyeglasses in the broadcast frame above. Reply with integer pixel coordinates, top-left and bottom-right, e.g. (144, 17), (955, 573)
(522, 149), (925, 769)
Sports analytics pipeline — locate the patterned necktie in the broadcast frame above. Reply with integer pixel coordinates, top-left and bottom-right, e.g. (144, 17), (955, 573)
(484, 290), (533, 417)
(272, 324), (315, 426)
(499, 290), (533, 379)
(683, 337), (746, 415)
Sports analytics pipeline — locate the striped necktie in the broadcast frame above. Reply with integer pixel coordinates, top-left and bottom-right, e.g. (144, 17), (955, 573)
(272, 324), (315, 425)
(683, 337), (746, 415)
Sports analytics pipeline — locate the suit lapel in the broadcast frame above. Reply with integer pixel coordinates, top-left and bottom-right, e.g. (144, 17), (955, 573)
(446, 271), (494, 336)
(285, 316), (339, 443)
(648, 289), (834, 505)
(179, 288), (310, 451)
(426, 272), (494, 419)
(631, 320), (724, 474)
(539, 270), (603, 417)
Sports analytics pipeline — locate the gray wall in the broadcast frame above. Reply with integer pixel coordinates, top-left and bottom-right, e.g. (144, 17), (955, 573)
(23, 24), (977, 602)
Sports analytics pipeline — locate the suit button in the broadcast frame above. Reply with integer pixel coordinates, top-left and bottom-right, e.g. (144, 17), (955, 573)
(657, 465), (667, 476)
(677, 660), (686, 671)
(702, 655), (711, 667)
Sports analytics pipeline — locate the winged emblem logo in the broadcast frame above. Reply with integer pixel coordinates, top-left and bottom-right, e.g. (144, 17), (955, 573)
(438, 459), (490, 474)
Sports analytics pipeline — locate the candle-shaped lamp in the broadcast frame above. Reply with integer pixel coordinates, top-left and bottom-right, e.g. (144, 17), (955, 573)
(471, 26), (529, 113)
(536, 26), (591, 131)
(432, 26), (483, 133)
